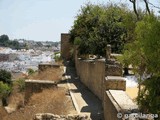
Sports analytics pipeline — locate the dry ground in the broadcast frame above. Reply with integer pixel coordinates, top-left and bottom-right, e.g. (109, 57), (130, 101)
(28, 67), (63, 82)
(0, 107), (7, 120)
(2, 88), (75, 120)
(0, 66), (76, 120)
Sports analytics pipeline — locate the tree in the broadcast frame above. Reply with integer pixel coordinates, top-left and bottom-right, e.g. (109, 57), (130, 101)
(0, 69), (12, 85)
(70, 3), (137, 56)
(0, 35), (21, 49)
(7, 40), (20, 50)
(143, 0), (150, 14)
(129, 0), (153, 19)
(0, 35), (9, 47)
(129, 0), (139, 20)
(119, 14), (160, 114)
(11, 40), (20, 50)
(24, 43), (29, 50)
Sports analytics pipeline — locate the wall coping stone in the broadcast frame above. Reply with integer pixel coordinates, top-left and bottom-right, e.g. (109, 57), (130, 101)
(78, 58), (106, 62)
(106, 76), (126, 81)
(25, 80), (55, 84)
(39, 63), (60, 66)
(108, 90), (138, 112)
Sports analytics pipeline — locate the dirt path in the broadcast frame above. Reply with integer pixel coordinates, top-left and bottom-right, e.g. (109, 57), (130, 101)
(59, 61), (104, 120)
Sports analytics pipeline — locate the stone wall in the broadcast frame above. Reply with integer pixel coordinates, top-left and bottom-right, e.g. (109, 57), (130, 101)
(38, 63), (61, 73)
(104, 91), (120, 120)
(61, 33), (72, 60)
(104, 76), (126, 91)
(75, 58), (126, 100)
(34, 113), (90, 120)
(74, 56), (138, 120)
(104, 90), (138, 120)
(76, 59), (106, 100)
(61, 34), (138, 120)
(105, 64), (122, 76)
(24, 80), (56, 104)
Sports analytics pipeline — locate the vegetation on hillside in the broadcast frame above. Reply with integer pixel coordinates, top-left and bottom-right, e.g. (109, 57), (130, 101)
(0, 69), (12, 106)
(0, 35), (20, 50)
(0, 69), (12, 85)
(0, 82), (12, 106)
(2, 88), (72, 120)
(29, 67), (63, 82)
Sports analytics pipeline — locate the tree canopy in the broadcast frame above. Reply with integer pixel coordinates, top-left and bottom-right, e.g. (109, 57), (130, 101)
(70, 3), (137, 56)
(0, 34), (20, 49)
(120, 14), (160, 114)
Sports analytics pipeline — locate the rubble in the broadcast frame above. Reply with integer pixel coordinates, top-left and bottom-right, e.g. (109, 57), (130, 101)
(34, 113), (90, 120)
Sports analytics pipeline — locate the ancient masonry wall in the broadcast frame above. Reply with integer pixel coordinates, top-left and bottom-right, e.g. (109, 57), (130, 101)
(61, 33), (72, 60)
(61, 33), (138, 120)
(24, 80), (56, 104)
(38, 63), (61, 73)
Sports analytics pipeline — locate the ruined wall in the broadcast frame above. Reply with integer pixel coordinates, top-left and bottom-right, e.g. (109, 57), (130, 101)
(61, 33), (72, 60)
(104, 90), (138, 120)
(38, 63), (61, 73)
(104, 91), (120, 120)
(76, 59), (105, 100)
(75, 58), (125, 100)
(24, 80), (56, 104)
(34, 113), (89, 120)
(105, 64), (122, 76)
(60, 34), (138, 120)
(104, 76), (126, 91)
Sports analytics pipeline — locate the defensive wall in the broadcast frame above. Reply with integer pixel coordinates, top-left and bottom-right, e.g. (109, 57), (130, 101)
(25, 63), (63, 104)
(24, 80), (57, 104)
(76, 59), (106, 100)
(61, 33), (72, 60)
(38, 63), (61, 73)
(61, 33), (139, 120)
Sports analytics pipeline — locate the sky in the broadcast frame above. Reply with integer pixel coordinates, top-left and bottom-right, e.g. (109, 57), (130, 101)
(0, 0), (159, 42)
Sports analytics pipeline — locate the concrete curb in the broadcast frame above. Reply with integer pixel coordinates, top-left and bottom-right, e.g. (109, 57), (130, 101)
(67, 79), (80, 114)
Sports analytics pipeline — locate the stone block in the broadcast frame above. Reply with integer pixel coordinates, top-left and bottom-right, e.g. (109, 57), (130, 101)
(104, 90), (138, 120)
(105, 64), (122, 76)
(38, 63), (60, 73)
(104, 76), (126, 91)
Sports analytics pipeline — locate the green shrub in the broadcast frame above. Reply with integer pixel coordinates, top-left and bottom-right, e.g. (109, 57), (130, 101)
(27, 68), (35, 76)
(137, 76), (160, 115)
(54, 52), (62, 62)
(0, 69), (12, 85)
(0, 81), (12, 106)
(70, 3), (137, 56)
(16, 79), (25, 92)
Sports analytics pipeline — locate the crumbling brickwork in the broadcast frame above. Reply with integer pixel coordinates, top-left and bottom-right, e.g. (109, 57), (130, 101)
(61, 33), (72, 60)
